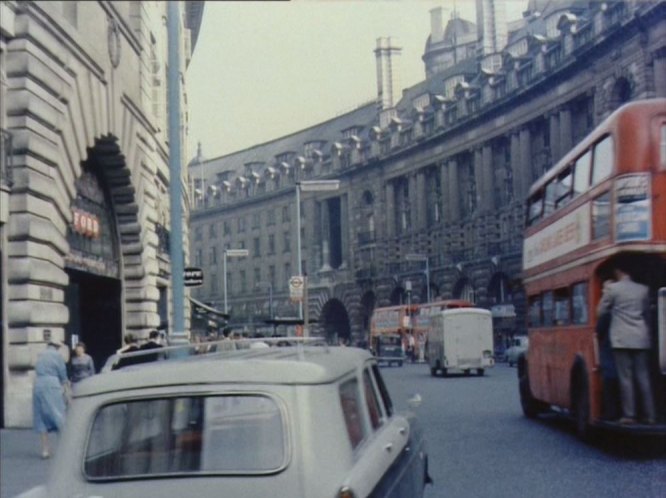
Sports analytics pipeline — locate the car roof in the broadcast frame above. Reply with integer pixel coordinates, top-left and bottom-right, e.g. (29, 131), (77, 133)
(74, 344), (372, 397)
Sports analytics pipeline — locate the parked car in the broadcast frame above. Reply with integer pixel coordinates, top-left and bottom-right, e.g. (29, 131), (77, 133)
(18, 339), (432, 498)
(506, 336), (529, 367)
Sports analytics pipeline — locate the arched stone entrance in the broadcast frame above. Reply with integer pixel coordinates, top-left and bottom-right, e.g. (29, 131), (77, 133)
(319, 298), (351, 344)
(63, 139), (129, 371)
(453, 278), (475, 303)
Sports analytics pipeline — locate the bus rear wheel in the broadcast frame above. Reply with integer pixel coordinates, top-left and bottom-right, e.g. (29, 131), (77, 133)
(519, 372), (545, 419)
(571, 366), (594, 442)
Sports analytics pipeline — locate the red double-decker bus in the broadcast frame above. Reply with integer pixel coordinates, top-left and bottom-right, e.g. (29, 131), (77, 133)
(519, 99), (666, 439)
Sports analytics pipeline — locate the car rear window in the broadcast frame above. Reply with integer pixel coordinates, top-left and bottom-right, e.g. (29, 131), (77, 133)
(84, 394), (286, 479)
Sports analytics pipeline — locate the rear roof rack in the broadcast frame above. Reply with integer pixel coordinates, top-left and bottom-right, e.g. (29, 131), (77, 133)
(101, 337), (329, 373)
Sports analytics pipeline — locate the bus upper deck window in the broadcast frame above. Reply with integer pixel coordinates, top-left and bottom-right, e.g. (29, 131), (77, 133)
(555, 167), (573, 209)
(527, 193), (544, 226)
(573, 150), (591, 195)
(544, 181), (557, 217)
(591, 135), (614, 184)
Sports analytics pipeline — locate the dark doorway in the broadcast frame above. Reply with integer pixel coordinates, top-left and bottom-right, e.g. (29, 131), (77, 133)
(320, 299), (351, 344)
(65, 269), (121, 372)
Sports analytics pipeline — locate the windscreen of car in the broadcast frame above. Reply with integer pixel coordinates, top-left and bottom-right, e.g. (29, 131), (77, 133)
(84, 394), (286, 479)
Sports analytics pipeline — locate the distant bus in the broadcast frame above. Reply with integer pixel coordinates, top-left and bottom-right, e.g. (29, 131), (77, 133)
(519, 99), (666, 438)
(370, 300), (473, 364)
(369, 304), (417, 366)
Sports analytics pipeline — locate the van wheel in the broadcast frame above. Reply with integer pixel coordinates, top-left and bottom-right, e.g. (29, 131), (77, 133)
(463, 369), (471, 376)
(477, 368), (485, 376)
(430, 367), (437, 377)
(441, 368), (448, 377)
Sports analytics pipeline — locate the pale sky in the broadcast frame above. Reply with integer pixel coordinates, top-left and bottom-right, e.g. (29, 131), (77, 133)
(186, 0), (529, 161)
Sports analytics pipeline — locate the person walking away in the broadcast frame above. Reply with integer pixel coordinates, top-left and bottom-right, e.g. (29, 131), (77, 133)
(138, 330), (164, 363)
(596, 280), (619, 420)
(112, 333), (141, 370)
(33, 340), (70, 458)
(70, 342), (95, 384)
(597, 261), (655, 424)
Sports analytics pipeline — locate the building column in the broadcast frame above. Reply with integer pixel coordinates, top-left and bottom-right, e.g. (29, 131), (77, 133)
(473, 148), (484, 213)
(385, 181), (395, 238)
(416, 170), (427, 229)
(448, 159), (460, 220)
(439, 161), (450, 222)
(340, 193), (349, 268)
(482, 145), (493, 212)
(510, 131), (522, 200)
(652, 47), (666, 98)
(549, 110), (561, 163)
(409, 173), (418, 228)
(559, 105), (572, 154)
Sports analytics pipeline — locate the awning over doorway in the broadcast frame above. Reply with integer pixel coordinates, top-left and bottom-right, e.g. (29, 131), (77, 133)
(189, 297), (229, 319)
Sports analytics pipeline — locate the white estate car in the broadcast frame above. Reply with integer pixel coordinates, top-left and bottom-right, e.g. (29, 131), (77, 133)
(18, 339), (432, 498)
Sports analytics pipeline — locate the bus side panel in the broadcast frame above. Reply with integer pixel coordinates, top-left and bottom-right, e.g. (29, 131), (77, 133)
(528, 327), (600, 417)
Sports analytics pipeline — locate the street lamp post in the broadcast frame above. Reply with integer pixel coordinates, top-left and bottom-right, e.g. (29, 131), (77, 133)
(294, 180), (340, 336)
(223, 248), (249, 314)
(406, 253), (430, 303)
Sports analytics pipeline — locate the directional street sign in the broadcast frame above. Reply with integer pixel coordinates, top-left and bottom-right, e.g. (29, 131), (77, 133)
(184, 267), (204, 287)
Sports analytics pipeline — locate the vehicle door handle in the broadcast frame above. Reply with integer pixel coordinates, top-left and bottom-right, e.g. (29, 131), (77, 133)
(384, 443), (393, 452)
(398, 427), (407, 435)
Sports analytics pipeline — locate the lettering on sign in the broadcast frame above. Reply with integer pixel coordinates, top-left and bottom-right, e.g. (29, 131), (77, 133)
(72, 209), (101, 239)
(523, 203), (590, 270)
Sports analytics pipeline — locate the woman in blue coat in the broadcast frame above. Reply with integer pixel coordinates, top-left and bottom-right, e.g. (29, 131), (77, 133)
(33, 340), (69, 458)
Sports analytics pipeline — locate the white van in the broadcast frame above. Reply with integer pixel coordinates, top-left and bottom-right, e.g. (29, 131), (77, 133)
(426, 308), (494, 376)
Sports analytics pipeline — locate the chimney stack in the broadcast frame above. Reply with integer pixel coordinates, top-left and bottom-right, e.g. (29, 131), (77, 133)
(374, 37), (402, 110)
(430, 7), (444, 44)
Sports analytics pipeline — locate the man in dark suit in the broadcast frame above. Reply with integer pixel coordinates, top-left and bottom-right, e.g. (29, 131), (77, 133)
(138, 330), (165, 363)
(112, 333), (141, 370)
(597, 261), (655, 424)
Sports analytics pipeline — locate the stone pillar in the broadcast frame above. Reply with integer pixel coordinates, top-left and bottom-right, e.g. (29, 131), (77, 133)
(385, 181), (395, 238)
(448, 159), (460, 220)
(519, 128), (532, 199)
(340, 193), (349, 267)
(559, 105), (572, 154)
(652, 48), (666, 98)
(482, 145), (493, 211)
(473, 148), (484, 213)
(549, 111), (561, 163)
(416, 170), (427, 229)
(320, 199), (331, 270)
(409, 173), (418, 228)
(440, 162), (450, 222)
(510, 131), (523, 201)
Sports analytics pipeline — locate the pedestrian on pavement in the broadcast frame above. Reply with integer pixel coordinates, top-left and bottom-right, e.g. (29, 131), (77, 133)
(33, 340), (69, 459)
(70, 342), (95, 384)
(112, 333), (141, 370)
(138, 330), (164, 363)
(597, 259), (655, 424)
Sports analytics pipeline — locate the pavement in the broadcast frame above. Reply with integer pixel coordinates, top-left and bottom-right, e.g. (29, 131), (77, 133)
(1, 429), (54, 498)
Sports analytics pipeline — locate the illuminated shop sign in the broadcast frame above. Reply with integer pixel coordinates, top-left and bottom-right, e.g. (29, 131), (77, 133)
(72, 208), (100, 238)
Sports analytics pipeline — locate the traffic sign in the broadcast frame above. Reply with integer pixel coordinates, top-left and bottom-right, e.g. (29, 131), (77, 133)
(289, 275), (305, 301)
(184, 267), (204, 287)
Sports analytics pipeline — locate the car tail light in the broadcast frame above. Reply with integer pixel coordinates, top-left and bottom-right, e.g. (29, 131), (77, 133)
(483, 350), (492, 358)
(337, 486), (356, 498)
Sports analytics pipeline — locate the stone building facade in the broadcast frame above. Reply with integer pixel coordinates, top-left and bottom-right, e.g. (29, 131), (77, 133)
(0, 1), (203, 427)
(189, 1), (666, 345)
